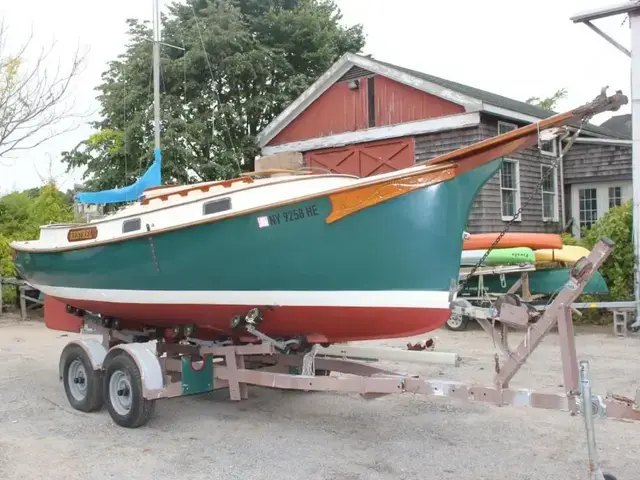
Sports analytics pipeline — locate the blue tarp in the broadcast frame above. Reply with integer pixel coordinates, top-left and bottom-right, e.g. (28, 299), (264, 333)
(75, 149), (163, 205)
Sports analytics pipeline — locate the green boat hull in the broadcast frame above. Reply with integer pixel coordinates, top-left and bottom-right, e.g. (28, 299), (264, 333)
(14, 160), (504, 342)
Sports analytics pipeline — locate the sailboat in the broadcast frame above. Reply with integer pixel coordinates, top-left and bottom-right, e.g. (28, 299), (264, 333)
(8, 4), (628, 343)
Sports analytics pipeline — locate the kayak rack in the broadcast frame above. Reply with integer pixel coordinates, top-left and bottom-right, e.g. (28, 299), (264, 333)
(452, 263), (636, 333)
(51, 238), (639, 437)
(449, 264), (540, 330)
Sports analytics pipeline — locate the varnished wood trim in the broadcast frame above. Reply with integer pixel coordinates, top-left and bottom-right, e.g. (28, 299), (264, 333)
(140, 177), (254, 205)
(67, 226), (98, 242)
(240, 169), (313, 177)
(143, 183), (180, 192)
(326, 167), (457, 224)
(421, 112), (576, 168)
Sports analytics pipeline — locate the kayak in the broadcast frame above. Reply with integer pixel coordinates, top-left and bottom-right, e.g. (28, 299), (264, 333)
(460, 247), (535, 266)
(459, 267), (609, 297)
(463, 232), (563, 251)
(534, 245), (590, 264)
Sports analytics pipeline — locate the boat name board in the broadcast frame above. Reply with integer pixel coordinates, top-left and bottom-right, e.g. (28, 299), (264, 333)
(67, 226), (98, 242)
(257, 204), (319, 229)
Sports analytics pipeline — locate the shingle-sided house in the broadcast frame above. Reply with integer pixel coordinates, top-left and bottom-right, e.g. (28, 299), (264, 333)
(255, 53), (632, 238)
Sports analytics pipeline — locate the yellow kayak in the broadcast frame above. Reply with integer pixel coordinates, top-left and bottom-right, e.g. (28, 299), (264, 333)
(534, 245), (591, 264)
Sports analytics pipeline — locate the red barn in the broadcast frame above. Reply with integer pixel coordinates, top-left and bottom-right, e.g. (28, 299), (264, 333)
(255, 53), (631, 235)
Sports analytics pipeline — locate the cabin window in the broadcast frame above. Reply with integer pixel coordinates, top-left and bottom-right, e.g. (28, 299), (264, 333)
(499, 159), (521, 221)
(579, 188), (598, 231)
(122, 218), (141, 233)
(203, 197), (232, 216)
(541, 165), (558, 222)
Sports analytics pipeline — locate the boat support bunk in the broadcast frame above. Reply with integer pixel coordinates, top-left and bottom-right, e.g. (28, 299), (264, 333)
(52, 237), (639, 433)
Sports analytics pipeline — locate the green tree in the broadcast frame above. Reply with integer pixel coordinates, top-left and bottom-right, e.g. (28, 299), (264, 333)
(0, 190), (34, 238)
(561, 201), (634, 300)
(61, 0), (365, 192)
(526, 88), (568, 111)
(581, 200), (634, 301)
(0, 182), (75, 303)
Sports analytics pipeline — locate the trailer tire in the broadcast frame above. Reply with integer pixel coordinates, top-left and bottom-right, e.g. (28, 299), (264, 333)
(61, 344), (104, 412)
(103, 351), (156, 428)
(444, 313), (469, 331)
(603, 474), (617, 480)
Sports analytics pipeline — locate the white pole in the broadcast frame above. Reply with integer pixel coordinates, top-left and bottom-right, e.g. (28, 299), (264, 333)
(630, 12), (640, 327)
(318, 344), (462, 366)
(150, 0), (163, 187)
(152, 0), (161, 155)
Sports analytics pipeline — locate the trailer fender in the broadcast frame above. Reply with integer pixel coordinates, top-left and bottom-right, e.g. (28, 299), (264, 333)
(58, 339), (107, 380)
(104, 343), (164, 396)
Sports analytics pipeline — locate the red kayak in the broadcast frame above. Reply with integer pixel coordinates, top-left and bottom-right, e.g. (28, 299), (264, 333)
(463, 232), (563, 251)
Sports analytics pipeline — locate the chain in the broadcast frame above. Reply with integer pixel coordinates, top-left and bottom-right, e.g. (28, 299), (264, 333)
(456, 119), (590, 296)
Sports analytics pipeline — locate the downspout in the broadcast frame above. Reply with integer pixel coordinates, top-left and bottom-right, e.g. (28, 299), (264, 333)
(559, 143), (566, 232)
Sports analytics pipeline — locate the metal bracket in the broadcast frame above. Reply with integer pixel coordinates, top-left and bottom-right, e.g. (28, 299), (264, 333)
(244, 324), (299, 353)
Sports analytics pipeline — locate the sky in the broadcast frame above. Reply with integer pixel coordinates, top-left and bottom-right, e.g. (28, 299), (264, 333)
(0, 0), (633, 194)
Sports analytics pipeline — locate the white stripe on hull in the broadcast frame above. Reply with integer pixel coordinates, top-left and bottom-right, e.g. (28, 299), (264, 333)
(33, 285), (453, 309)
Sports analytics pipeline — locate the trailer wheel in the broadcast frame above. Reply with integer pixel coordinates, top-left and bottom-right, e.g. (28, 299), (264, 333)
(444, 313), (469, 331)
(103, 351), (156, 428)
(61, 344), (103, 412)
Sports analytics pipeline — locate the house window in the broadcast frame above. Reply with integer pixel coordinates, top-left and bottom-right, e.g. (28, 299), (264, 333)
(497, 121), (517, 135)
(541, 165), (558, 221)
(203, 197), (232, 216)
(609, 186), (622, 208)
(579, 188), (598, 230)
(122, 218), (141, 233)
(539, 138), (558, 157)
(500, 159), (521, 220)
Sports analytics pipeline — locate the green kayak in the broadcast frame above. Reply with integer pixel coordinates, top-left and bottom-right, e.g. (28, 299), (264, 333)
(460, 247), (536, 266)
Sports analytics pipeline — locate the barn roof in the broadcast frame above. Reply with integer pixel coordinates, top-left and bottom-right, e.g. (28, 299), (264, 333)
(256, 52), (627, 148)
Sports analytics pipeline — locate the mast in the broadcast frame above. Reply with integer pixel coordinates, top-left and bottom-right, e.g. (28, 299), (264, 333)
(152, 0), (162, 178)
(72, 0), (164, 205)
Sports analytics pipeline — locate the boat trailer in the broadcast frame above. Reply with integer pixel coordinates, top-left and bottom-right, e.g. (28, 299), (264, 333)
(52, 238), (638, 442)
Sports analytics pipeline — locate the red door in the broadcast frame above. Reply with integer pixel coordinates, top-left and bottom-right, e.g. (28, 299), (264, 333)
(305, 137), (415, 177)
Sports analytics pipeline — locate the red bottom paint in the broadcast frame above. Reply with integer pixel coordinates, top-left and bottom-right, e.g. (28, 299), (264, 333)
(44, 296), (83, 333)
(50, 297), (450, 343)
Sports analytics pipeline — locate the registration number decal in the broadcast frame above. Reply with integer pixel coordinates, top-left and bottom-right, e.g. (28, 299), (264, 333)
(256, 204), (319, 228)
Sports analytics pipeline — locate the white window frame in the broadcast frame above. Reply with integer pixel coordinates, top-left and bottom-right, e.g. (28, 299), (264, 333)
(538, 137), (558, 158)
(499, 158), (521, 222)
(570, 181), (632, 238)
(578, 187), (598, 232)
(497, 120), (518, 135)
(608, 186), (622, 208)
(540, 164), (559, 222)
